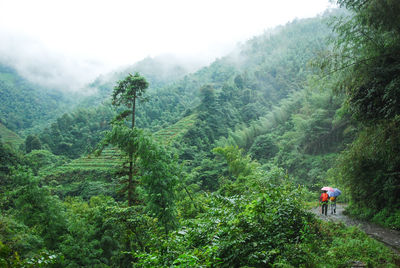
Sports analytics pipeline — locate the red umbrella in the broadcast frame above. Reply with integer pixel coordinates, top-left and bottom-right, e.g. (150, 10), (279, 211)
(321, 186), (334, 191)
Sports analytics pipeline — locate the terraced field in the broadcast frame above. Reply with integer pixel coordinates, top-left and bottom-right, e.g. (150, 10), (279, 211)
(62, 114), (197, 171)
(0, 123), (23, 147)
(65, 147), (125, 170)
(153, 114), (197, 145)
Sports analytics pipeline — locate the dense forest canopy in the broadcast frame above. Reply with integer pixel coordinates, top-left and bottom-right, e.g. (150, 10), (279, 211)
(0, 64), (74, 134)
(0, 5), (399, 267)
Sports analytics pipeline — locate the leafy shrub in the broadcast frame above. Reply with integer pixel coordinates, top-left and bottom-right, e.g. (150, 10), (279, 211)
(372, 208), (400, 230)
(163, 181), (319, 267)
(249, 134), (278, 162)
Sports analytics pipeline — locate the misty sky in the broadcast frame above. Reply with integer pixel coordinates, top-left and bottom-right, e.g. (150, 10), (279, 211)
(0, 0), (334, 92)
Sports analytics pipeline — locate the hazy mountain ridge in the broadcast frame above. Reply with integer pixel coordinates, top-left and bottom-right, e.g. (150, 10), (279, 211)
(0, 63), (74, 134)
(77, 55), (206, 107)
(21, 12), (337, 161)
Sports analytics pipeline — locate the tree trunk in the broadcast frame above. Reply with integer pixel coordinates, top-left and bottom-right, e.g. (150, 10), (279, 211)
(128, 153), (133, 206)
(183, 185), (198, 210)
(128, 94), (136, 206)
(132, 95), (136, 129)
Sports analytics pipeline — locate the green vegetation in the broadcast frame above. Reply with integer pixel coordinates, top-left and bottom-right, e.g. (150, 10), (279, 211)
(105, 73), (149, 206)
(0, 64), (73, 134)
(154, 114), (197, 145)
(37, 105), (115, 159)
(0, 6), (399, 267)
(66, 147), (124, 170)
(320, 0), (400, 228)
(64, 114), (196, 171)
(0, 123), (23, 148)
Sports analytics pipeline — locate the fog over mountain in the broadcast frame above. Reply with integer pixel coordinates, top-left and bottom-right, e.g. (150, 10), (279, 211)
(0, 29), (234, 94)
(0, 30), (110, 93)
(0, 0), (333, 94)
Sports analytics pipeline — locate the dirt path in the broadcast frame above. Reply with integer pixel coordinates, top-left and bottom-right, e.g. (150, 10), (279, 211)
(311, 204), (400, 255)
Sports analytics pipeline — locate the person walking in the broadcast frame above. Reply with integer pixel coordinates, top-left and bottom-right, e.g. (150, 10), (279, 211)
(319, 190), (329, 216)
(330, 196), (337, 214)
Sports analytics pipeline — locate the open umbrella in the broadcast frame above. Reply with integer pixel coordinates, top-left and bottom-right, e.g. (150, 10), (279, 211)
(328, 188), (341, 197)
(321, 186), (334, 192)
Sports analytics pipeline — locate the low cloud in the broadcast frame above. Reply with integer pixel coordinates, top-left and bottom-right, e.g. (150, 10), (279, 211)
(0, 30), (110, 94)
(0, 30), (226, 96)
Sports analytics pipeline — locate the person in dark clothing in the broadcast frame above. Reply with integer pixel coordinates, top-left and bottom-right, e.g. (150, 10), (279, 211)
(319, 190), (329, 216)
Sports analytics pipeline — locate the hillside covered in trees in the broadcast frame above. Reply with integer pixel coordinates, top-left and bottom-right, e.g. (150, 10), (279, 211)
(0, 64), (75, 134)
(0, 2), (399, 267)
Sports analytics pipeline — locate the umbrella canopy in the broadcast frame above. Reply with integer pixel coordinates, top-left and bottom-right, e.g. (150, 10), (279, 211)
(328, 188), (341, 197)
(321, 186), (334, 192)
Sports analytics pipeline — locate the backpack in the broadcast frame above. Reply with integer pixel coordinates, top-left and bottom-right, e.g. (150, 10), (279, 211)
(330, 196), (336, 202)
(321, 193), (328, 202)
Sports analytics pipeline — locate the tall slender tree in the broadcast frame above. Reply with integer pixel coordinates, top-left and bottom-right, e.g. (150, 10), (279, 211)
(112, 72), (149, 128)
(97, 72), (178, 232)
(111, 73), (149, 206)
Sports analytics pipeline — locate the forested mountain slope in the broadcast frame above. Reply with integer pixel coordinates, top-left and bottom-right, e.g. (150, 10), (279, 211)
(79, 13), (334, 132)
(78, 55), (203, 108)
(1, 7), (399, 266)
(0, 64), (74, 134)
(37, 13), (342, 186)
(33, 13), (337, 162)
(166, 13), (346, 191)
(0, 55), (198, 138)
(33, 60), (201, 159)
(0, 122), (23, 147)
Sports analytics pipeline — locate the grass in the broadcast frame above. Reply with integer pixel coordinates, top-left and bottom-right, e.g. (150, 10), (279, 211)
(316, 221), (399, 267)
